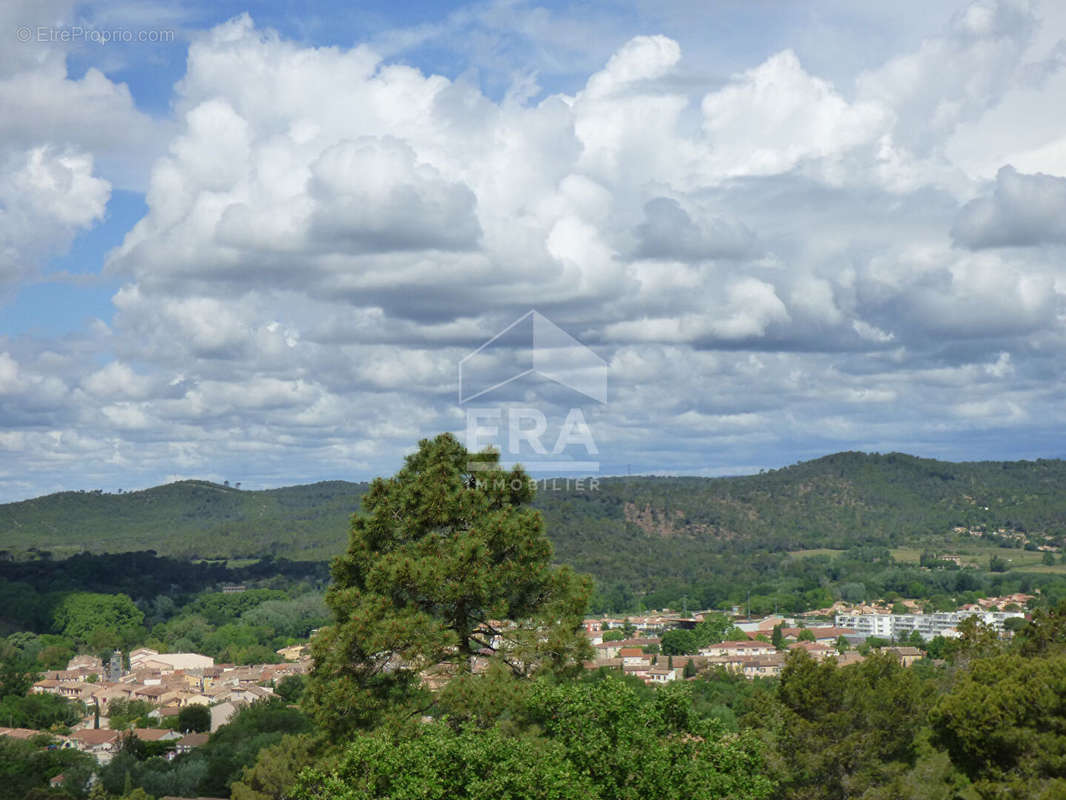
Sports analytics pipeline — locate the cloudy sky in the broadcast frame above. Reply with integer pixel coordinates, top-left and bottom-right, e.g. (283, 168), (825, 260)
(3, 0), (1066, 501)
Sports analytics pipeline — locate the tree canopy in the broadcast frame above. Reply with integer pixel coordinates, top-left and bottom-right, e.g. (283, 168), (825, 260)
(305, 433), (591, 736)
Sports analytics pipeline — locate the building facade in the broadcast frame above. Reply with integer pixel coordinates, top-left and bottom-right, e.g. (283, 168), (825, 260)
(834, 609), (1024, 641)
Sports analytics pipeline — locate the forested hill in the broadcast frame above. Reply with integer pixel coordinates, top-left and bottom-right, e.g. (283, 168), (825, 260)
(0, 479), (369, 560)
(3, 452), (1066, 569)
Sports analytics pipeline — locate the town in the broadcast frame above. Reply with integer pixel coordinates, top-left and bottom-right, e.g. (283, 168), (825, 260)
(4, 591), (1031, 776)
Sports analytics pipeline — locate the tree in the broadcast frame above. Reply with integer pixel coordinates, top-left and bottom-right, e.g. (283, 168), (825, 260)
(989, 555), (1009, 573)
(1044, 551), (1057, 566)
(295, 722), (592, 800)
(106, 699), (154, 730)
(661, 629), (698, 655)
(0, 645), (39, 698)
(296, 676), (775, 800)
(231, 734), (319, 800)
(797, 629), (816, 643)
(930, 653), (1066, 795)
(0, 692), (83, 729)
(601, 629), (625, 642)
(178, 703), (211, 733)
(274, 674), (306, 704)
(759, 651), (934, 799)
(305, 434), (592, 736)
(771, 624), (785, 650)
(0, 734), (95, 799)
(52, 593), (145, 648)
(1014, 599), (1066, 656)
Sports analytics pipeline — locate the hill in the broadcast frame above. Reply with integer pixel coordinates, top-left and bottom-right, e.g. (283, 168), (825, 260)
(3, 452), (1066, 585)
(0, 479), (369, 561)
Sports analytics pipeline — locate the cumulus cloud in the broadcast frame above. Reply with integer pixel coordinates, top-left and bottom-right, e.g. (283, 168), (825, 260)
(701, 49), (888, 179)
(952, 165), (1066, 247)
(306, 137), (481, 253)
(857, 0), (1037, 153)
(7, 3), (1066, 500)
(633, 198), (757, 261)
(0, 146), (109, 288)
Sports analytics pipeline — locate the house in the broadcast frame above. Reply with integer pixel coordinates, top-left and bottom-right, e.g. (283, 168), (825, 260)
(834, 651), (866, 667)
(129, 648), (159, 669)
(645, 667), (678, 684)
(699, 641), (777, 658)
(741, 654), (787, 679)
(219, 685), (274, 704)
(89, 684), (135, 709)
(880, 646), (924, 667)
(735, 615), (787, 633)
(148, 707), (183, 723)
(133, 685), (172, 702)
(130, 648), (213, 672)
(70, 729), (121, 763)
(131, 728), (182, 743)
(0, 727), (53, 741)
(592, 642), (623, 660)
(781, 627), (857, 645)
(787, 641), (837, 661)
(617, 648), (649, 667)
(174, 732), (210, 755)
(66, 655), (104, 673)
(210, 701), (239, 732)
(622, 664), (653, 681)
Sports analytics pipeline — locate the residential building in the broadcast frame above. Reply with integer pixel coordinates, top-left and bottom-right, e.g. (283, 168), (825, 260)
(699, 641), (776, 658)
(834, 609), (1024, 641)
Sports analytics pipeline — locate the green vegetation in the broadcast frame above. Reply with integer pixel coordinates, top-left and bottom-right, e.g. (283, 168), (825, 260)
(0, 734), (96, 799)
(4, 450), (1066, 569)
(95, 698), (313, 798)
(306, 434), (591, 737)
(296, 676), (772, 800)
(9, 445), (1066, 798)
(0, 479), (368, 560)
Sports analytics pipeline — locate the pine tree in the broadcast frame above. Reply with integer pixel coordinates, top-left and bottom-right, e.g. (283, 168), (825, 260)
(305, 434), (591, 736)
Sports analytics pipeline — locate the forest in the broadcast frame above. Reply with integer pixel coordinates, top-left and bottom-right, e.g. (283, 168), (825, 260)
(6, 451), (1066, 570)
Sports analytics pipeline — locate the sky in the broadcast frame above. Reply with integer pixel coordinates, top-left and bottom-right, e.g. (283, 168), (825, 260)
(3, 0), (1066, 501)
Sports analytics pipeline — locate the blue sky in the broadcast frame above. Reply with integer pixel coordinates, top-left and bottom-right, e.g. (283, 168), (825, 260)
(3, 0), (1066, 501)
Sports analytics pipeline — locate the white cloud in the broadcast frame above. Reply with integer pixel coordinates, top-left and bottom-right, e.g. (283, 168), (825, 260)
(0, 146), (109, 288)
(952, 165), (1066, 247)
(701, 50), (888, 179)
(7, 4), (1066, 500)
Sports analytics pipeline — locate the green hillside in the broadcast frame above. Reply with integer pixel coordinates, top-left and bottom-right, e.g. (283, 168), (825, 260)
(0, 479), (369, 560)
(539, 452), (1066, 593)
(3, 452), (1066, 582)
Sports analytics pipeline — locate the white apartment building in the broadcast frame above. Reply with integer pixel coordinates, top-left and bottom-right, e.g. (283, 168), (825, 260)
(834, 610), (1024, 641)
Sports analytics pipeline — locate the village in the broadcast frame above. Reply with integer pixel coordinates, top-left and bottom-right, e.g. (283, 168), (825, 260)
(2, 645), (310, 765)
(4, 591), (1032, 771)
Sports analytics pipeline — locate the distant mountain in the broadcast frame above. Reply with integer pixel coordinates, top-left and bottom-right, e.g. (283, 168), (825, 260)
(3, 452), (1066, 587)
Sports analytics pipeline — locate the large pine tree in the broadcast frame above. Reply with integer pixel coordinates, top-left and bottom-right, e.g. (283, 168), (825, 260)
(305, 433), (591, 736)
